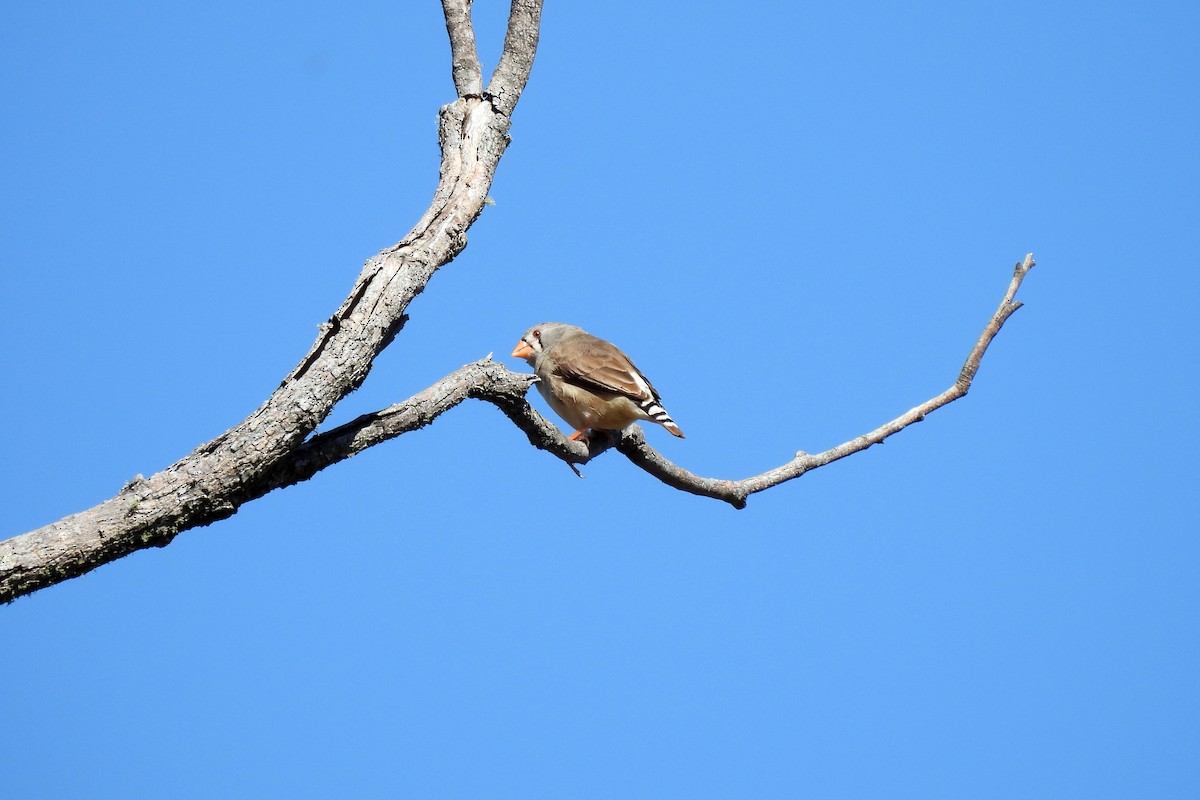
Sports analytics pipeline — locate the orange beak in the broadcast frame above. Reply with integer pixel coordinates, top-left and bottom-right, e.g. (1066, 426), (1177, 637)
(511, 339), (534, 359)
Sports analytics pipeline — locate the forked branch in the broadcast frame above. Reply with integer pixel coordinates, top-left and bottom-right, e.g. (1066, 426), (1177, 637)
(240, 254), (1036, 509)
(2, 4), (1030, 603)
(0, 0), (544, 604)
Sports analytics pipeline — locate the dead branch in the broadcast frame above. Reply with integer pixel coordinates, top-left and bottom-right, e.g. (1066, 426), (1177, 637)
(1, 4), (1032, 604)
(225, 254), (1036, 511)
(610, 254), (1037, 507)
(0, 1), (545, 604)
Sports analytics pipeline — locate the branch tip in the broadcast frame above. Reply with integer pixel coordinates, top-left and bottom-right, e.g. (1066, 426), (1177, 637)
(502, 252), (1039, 508)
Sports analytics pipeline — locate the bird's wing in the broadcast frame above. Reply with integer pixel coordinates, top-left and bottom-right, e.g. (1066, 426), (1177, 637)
(552, 334), (657, 401)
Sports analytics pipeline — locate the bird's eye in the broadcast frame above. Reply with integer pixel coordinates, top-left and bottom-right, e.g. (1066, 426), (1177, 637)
(533, 329), (541, 339)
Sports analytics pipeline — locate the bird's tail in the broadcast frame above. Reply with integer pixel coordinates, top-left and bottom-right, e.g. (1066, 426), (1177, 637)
(638, 398), (685, 438)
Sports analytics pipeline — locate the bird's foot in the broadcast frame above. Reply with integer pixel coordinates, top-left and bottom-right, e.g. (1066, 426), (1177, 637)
(568, 428), (619, 453)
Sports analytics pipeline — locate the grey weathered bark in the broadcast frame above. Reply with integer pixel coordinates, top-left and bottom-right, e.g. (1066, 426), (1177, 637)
(1, 3), (1036, 603)
(0, 0), (544, 603)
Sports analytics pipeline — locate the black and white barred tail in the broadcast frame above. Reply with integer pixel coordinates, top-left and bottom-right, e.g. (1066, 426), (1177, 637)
(638, 397), (685, 438)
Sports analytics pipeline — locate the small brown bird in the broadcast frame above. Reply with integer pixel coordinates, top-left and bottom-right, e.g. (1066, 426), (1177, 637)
(511, 322), (685, 442)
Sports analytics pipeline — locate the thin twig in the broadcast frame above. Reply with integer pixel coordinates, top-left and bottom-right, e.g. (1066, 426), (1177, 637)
(611, 253), (1037, 507)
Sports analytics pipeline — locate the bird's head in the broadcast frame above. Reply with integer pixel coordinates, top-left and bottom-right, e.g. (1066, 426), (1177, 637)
(510, 322), (580, 364)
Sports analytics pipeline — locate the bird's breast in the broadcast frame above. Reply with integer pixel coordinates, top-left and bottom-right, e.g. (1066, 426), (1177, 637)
(536, 375), (641, 432)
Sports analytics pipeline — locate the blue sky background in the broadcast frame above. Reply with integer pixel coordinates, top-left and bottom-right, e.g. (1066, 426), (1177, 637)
(3, 1), (1198, 797)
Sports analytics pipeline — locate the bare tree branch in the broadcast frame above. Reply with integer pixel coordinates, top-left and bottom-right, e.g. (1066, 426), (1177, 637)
(1, 4), (1033, 604)
(0, 1), (545, 604)
(0, 248), (1029, 602)
(442, 0), (483, 97)
(486, 0), (542, 115)
(250, 360), (588, 497)
(610, 254), (1038, 508)
(239, 253), (1038, 510)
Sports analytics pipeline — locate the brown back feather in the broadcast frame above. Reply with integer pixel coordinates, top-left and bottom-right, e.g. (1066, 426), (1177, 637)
(551, 332), (656, 401)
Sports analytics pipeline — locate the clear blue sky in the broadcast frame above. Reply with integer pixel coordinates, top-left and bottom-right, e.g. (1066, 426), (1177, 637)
(3, 1), (1198, 797)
